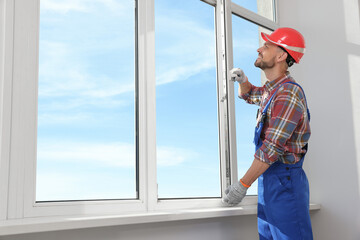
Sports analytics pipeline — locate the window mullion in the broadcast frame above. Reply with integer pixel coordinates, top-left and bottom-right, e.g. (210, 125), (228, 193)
(8, 0), (39, 220)
(137, 0), (157, 211)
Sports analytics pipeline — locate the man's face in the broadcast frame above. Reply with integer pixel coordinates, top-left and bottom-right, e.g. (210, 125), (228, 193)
(254, 42), (281, 70)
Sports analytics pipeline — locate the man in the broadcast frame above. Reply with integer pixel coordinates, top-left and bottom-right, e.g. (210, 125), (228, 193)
(223, 27), (313, 239)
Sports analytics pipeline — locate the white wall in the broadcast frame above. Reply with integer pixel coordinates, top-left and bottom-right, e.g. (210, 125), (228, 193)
(2, 0), (360, 239)
(278, 0), (360, 239)
(1, 216), (259, 240)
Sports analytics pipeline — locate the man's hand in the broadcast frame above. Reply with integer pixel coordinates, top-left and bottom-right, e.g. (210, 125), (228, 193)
(229, 68), (248, 84)
(222, 181), (248, 206)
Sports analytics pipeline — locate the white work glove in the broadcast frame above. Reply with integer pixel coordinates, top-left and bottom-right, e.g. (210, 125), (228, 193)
(222, 181), (248, 206)
(229, 68), (248, 83)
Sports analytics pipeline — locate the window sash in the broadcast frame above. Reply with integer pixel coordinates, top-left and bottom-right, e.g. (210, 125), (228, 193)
(7, 0), (146, 218)
(225, 0), (278, 189)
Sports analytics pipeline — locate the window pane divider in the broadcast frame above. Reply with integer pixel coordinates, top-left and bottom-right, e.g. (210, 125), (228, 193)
(137, 0), (157, 212)
(8, 0), (39, 220)
(200, 0), (216, 6)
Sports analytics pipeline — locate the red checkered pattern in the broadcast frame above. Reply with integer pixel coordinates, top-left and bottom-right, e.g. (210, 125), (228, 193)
(240, 74), (311, 164)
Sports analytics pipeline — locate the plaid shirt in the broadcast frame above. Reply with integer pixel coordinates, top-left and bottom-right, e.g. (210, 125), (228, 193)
(240, 74), (311, 165)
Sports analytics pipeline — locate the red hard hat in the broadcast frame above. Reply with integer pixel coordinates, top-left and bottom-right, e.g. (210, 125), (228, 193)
(261, 27), (306, 63)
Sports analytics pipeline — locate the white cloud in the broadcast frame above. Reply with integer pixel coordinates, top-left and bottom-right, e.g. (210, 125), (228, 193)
(37, 4), (216, 114)
(37, 41), (134, 127)
(157, 146), (199, 166)
(36, 171), (136, 201)
(41, 0), (90, 13)
(37, 141), (198, 167)
(39, 41), (134, 98)
(156, 60), (214, 85)
(38, 112), (91, 125)
(155, 15), (216, 85)
(40, 0), (126, 14)
(233, 38), (259, 55)
(38, 141), (136, 167)
(38, 40), (135, 116)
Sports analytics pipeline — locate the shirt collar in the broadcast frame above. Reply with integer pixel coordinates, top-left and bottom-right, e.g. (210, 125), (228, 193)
(264, 71), (291, 93)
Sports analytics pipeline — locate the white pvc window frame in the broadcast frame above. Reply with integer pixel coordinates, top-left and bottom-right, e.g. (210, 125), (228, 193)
(0, 0), (14, 221)
(0, 0), (278, 220)
(4, 0), (147, 219)
(149, 0), (228, 212)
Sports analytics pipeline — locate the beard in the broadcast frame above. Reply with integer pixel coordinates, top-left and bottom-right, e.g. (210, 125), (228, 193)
(254, 56), (276, 70)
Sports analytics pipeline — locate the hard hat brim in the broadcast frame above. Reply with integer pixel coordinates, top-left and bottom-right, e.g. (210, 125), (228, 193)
(261, 32), (271, 43)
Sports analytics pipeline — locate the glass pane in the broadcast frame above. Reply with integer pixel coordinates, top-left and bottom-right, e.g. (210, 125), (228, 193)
(232, 0), (275, 21)
(155, 1), (220, 198)
(36, 1), (136, 201)
(232, 16), (271, 195)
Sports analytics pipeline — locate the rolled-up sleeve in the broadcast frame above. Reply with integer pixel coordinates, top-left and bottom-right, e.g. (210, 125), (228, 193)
(254, 86), (305, 164)
(239, 84), (264, 106)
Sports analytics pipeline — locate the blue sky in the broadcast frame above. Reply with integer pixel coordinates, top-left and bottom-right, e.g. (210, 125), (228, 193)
(36, 0), (263, 201)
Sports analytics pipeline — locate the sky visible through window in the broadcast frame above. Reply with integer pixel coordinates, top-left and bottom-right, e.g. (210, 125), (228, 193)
(36, 0), (137, 201)
(233, 0), (258, 12)
(155, 0), (220, 198)
(36, 0), (265, 201)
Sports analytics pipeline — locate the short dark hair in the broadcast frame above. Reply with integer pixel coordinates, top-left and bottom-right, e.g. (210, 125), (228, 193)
(279, 46), (295, 67)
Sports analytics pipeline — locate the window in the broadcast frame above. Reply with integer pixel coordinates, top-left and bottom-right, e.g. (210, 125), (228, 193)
(2, 0), (278, 221)
(36, 0), (137, 202)
(155, 0), (220, 199)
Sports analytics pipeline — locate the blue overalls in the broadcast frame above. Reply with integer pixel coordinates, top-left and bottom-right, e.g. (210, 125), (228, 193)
(254, 81), (313, 240)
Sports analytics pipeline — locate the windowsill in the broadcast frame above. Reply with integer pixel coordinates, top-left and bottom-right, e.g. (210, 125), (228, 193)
(0, 203), (320, 236)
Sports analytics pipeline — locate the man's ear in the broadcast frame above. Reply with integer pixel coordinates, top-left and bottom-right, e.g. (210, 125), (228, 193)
(277, 50), (288, 63)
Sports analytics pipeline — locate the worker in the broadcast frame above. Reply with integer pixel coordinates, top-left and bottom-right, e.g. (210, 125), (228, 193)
(223, 27), (313, 240)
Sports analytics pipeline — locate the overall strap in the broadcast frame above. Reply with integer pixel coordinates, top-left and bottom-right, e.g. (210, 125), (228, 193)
(261, 81), (311, 122)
